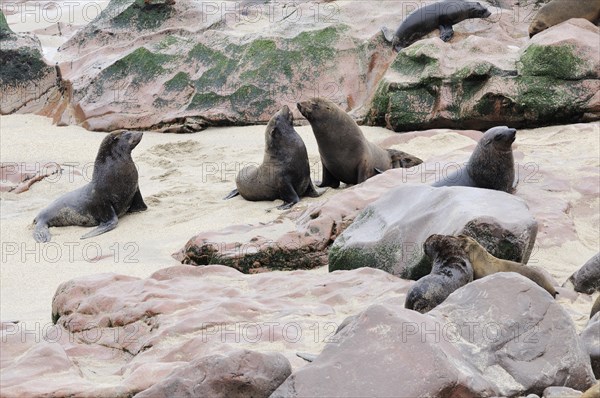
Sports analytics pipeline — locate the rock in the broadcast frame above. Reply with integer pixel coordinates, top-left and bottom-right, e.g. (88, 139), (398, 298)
(0, 10), (64, 115)
(0, 162), (62, 193)
(566, 252), (600, 294)
(1, 265), (412, 396)
(329, 184), (538, 279)
(430, 274), (596, 396)
(272, 274), (595, 397)
(52, 0), (394, 131)
(580, 313), (600, 379)
(135, 349), (291, 398)
(367, 18), (599, 132)
(542, 386), (584, 398)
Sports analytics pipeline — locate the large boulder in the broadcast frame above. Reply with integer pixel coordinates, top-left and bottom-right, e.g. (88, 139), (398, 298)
(566, 252), (600, 294)
(580, 313), (600, 379)
(329, 184), (538, 279)
(0, 10), (64, 115)
(367, 18), (599, 131)
(271, 274), (596, 397)
(135, 350), (291, 398)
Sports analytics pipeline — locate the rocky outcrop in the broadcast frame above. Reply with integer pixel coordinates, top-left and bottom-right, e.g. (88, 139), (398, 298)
(367, 18), (600, 131)
(0, 265), (411, 397)
(135, 350), (291, 398)
(0, 10), (64, 116)
(581, 313), (600, 379)
(566, 252), (600, 294)
(329, 184), (538, 279)
(272, 274), (596, 397)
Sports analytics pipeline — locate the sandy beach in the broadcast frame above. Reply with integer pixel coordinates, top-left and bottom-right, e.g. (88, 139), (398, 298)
(1, 114), (599, 331)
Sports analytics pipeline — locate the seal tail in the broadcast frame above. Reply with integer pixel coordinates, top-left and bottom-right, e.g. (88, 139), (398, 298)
(33, 220), (51, 243)
(223, 189), (240, 200)
(387, 149), (423, 169)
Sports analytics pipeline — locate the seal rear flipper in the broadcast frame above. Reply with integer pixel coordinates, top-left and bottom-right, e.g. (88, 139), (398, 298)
(223, 188), (240, 200)
(317, 164), (340, 189)
(380, 26), (396, 43)
(303, 182), (323, 198)
(439, 23), (454, 41)
(33, 221), (51, 243)
(127, 188), (148, 213)
(386, 149), (423, 169)
(81, 210), (118, 239)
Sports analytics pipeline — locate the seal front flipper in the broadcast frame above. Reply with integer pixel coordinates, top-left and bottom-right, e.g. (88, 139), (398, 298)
(127, 187), (147, 213)
(277, 182), (300, 210)
(81, 208), (118, 239)
(439, 23), (454, 42)
(317, 164), (340, 189)
(223, 188), (240, 200)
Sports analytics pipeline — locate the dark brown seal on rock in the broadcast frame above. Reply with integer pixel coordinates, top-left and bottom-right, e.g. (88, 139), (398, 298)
(529, 0), (600, 38)
(405, 234), (473, 313)
(458, 235), (558, 298)
(565, 252), (600, 294)
(297, 97), (422, 188)
(224, 105), (320, 209)
(382, 0), (491, 51)
(33, 131), (147, 242)
(432, 126), (516, 192)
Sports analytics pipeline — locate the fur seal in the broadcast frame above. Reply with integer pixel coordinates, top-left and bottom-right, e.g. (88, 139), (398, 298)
(591, 295), (600, 319)
(566, 252), (600, 294)
(405, 234), (473, 313)
(458, 235), (558, 298)
(33, 131), (147, 242)
(432, 126), (517, 192)
(382, 0), (491, 51)
(529, 0), (600, 38)
(297, 97), (422, 188)
(224, 105), (320, 209)
(581, 382), (600, 398)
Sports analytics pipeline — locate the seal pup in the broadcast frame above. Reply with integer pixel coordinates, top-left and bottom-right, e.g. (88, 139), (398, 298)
(382, 0), (491, 51)
(565, 252), (600, 294)
(432, 126), (517, 192)
(297, 97), (422, 188)
(224, 105), (320, 209)
(405, 234), (473, 313)
(529, 0), (600, 38)
(458, 235), (558, 298)
(33, 131), (147, 242)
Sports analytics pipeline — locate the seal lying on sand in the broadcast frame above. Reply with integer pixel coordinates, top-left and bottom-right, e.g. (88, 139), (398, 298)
(529, 0), (600, 38)
(432, 126), (517, 192)
(297, 97), (422, 188)
(33, 131), (147, 242)
(405, 234), (473, 313)
(382, 0), (491, 51)
(225, 105), (320, 209)
(459, 235), (558, 298)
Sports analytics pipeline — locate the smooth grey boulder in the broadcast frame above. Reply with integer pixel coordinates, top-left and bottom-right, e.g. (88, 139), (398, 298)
(580, 312), (600, 379)
(329, 184), (538, 279)
(135, 349), (291, 398)
(566, 252), (600, 294)
(271, 274), (595, 397)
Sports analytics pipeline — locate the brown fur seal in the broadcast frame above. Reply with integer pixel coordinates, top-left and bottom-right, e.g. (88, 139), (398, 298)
(432, 126), (516, 192)
(529, 0), (600, 38)
(297, 97), (422, 188)
(581, 381), (600, 398)
(33, 131), (147, 242)
(566, 252), (600, 294)
(405, 234), (473, 313)
(591, 295), (600, 319)
(224, 105), (320, 209)
(382, 0), (491, 51)
(458, 235), (558, 298)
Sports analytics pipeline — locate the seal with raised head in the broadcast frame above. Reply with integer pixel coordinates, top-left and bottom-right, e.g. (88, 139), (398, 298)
(458, 235), (558, 298)
(224, 105), (320, 209)
(432, 126), (517, 192)
(405, 234), (473, 313)
(297, 97), (422, 188)
(529, 0), (600, 38)
(33, 131), (147, 242)
(381, 0), (491, 51)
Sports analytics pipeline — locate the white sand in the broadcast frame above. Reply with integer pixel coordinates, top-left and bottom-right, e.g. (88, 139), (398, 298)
(0, 114), (424, 324)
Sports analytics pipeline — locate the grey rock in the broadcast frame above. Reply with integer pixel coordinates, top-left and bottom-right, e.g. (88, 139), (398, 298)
(580, 313), (600, 379)
(542, 386), (583, 397)
(566, 252), (600, 294)
(329, 184), (537, 279)
(135, 349), (291, 398)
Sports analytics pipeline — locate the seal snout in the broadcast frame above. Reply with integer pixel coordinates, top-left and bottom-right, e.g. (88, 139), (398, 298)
(126, 131), (144, 148)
